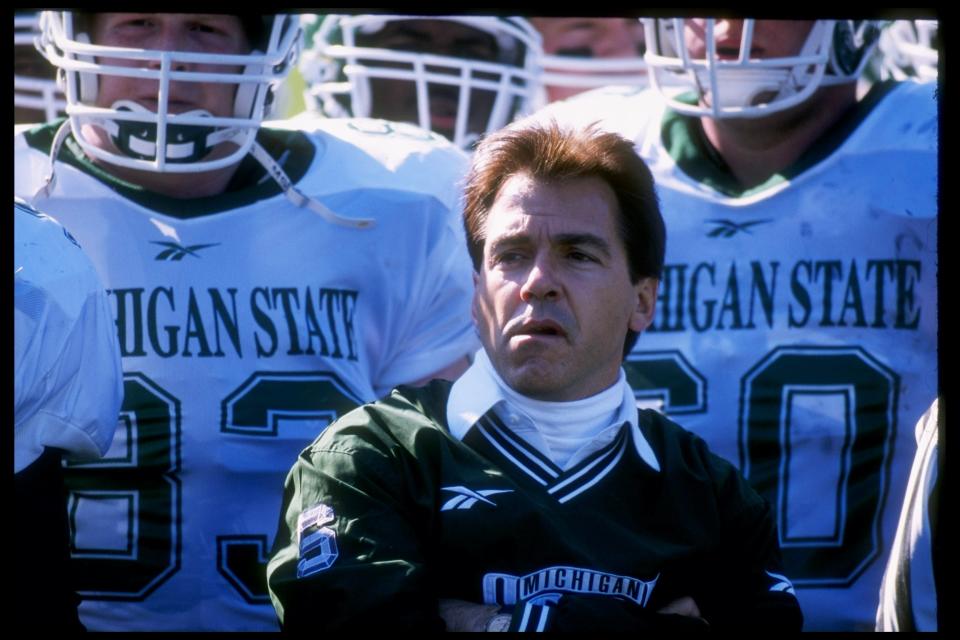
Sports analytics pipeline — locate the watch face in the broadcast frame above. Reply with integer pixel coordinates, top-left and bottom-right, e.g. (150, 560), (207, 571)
(487, 613), (512, 632)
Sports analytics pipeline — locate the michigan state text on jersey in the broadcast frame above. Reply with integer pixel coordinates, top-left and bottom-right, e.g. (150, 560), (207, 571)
(15, 11), (477, 631)
(540, 20), (937, 630)
(268, 119), (802, 633)
(14, 115), (477, 631)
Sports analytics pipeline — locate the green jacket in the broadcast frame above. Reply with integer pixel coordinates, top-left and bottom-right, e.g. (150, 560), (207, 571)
(267, 380), (803, 631)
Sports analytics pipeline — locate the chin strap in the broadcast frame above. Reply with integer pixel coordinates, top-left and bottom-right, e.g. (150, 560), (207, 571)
(248, 141), (375, 229)
(31, 119), (72, 203)
(32, 119), (376, 230)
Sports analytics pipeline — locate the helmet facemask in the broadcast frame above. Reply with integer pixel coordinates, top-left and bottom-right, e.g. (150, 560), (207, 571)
(36, 12), (301, 173)
(303, 15), (542, 150)
(532, 18), (649, 107)
(644, 18), (882, 119)
(877, 19), (938, 82)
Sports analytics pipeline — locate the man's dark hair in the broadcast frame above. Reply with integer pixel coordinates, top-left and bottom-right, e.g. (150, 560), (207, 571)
(462, 118), (666, 355)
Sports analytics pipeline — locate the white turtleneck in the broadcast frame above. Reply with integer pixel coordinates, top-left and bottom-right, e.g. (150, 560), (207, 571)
(479, 350), (630, 470)
(446, 350), (661, 472)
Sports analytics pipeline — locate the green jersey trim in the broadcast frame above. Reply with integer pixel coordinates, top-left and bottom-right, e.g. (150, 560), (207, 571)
(661, 81), (902, 198)
(23, 119), (316, 218)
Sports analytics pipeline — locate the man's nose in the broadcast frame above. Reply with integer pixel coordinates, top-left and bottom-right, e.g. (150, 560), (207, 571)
(519, 255), (560, 302)
(145, 26), (193, 71)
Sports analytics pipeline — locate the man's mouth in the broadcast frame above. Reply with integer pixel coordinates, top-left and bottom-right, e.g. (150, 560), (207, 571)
(430, 112), (457, 131)
(139, 98), (196, 113)
(428, 95), (459, 130)
(513, 319), (568, 339)
(523, 326), (560, 336)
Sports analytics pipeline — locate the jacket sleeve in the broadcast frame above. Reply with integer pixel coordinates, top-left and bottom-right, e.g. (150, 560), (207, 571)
(694, 442), (804, 631)
(266, 414), (445, 632)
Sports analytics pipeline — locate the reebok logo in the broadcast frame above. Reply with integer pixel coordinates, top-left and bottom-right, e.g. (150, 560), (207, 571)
(151, 240), (220, 261)
(766, 570), (796, 595)
(440, 485), (513, 511)
(705, 218), (772, 238)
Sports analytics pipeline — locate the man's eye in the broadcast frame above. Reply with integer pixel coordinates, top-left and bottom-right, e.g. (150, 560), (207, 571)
(118, 18), (153, 30)
(568, 250), (596, 263)
(494, 252), (524, 265)
(190, 23), (224, 36)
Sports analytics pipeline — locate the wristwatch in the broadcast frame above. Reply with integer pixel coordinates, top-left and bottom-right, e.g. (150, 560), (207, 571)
(485, 612), (512, 632)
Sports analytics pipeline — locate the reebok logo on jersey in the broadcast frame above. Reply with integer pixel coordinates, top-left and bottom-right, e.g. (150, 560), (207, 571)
(151, 240), (220, 261)
(297, 503), (339, 579)
(705, 218), (772, 238)
(440, 486), (513, 511)
(766, 570), (797, 595)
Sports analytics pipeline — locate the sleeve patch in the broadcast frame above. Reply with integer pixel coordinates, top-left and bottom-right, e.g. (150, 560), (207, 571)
(296, 503), (339, 578)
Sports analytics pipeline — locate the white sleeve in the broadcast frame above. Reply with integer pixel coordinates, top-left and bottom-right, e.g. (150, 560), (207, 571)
(372, 206), (479, 397)
(14, 207), (124, 473)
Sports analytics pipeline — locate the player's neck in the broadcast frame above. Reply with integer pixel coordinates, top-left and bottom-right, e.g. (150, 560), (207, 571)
(699, 84), (857, 190)
(81, 129), (245, 198)
(90, 158), (242, 199)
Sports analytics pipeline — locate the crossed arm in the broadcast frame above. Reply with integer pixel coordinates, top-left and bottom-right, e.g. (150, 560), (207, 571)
(438, 595), (705, 631)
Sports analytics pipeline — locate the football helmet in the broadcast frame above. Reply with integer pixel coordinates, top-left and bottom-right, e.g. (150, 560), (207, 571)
(300, 14), (542, 150)
(35, 11), (301, 173)
(14, 13), (66, 122)
(877, 19), (938, 82)
(643, 18), (883, 119)
(532, 18), (649, 106)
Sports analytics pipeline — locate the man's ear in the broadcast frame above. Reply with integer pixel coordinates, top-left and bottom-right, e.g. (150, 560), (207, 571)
(628, 277), (658, 333)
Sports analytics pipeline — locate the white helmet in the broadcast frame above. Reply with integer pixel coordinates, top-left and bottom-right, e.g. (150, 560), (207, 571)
(14, 13), (66, 122)
(532, 17), (649, 106)
(877, 19), (938, 82)
(301, 14), (542, 150)
(643, 18), (883, 119)
(35, 11), (301, 173)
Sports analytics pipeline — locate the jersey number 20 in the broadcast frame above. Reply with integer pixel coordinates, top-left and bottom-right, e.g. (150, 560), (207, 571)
(626, 345), (898, 587)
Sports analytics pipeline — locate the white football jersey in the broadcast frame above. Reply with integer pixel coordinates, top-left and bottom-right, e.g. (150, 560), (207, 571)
(13, 119), (479, 630)
(541, 80), (938, 630)
(14, 199), (123, 473)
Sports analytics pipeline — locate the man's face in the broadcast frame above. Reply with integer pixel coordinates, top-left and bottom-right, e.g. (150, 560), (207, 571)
(681, 19), (816, 116)
(472, 173), (657, 402)
(90, 13), (250, 117)
(532, 17), (646, 102)
(356, 19), (504, 144)
(683, 19), (814, 61)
